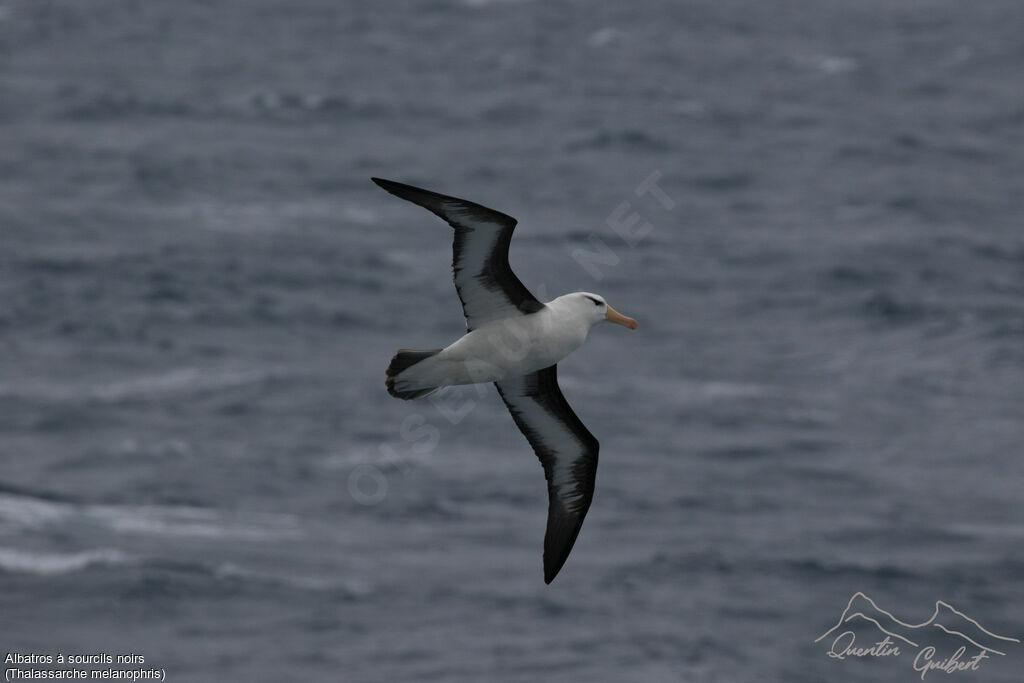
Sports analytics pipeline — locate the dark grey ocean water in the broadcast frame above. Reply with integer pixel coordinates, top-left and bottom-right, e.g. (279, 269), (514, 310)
(2, 1), (1023, 681)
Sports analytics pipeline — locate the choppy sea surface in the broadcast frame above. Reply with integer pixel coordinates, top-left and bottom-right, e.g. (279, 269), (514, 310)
(2, 1), (1023, 681)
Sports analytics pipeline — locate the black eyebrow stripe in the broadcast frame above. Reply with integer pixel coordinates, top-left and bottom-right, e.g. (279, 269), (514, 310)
(584, 295), (602, 305)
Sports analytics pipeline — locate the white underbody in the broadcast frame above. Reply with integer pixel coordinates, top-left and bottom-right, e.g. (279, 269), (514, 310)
(395, 298), (593, 393)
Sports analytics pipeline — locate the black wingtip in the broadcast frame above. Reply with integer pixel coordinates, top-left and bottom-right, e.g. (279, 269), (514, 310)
(543, 540), (568, 584)
(540, 494), (594, 585)
(370, 177), (518, 228)
(371, 177), (417, 193)
(543, 553), (567, 584)
(370, 177), (444, 211)
(371, 177), (409, 195)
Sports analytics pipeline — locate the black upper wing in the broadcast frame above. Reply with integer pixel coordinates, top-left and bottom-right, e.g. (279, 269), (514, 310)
(372, 178), (544, 331)
(494, 365), (599, 583)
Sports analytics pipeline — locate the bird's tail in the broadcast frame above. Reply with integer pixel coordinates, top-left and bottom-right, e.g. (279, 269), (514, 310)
(386, 349), (444, 400)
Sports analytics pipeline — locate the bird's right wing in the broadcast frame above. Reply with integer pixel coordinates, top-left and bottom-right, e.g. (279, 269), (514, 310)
(495, 365), (599, 583)
(371, 178), (544, 331)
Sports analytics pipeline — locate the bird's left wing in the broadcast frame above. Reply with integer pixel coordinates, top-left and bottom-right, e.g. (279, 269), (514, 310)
(371, 177), (544, 331)
(495, 365), (599, 584)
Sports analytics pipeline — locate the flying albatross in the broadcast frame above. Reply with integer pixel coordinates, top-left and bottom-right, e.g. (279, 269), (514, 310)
(372, 177), (638, 583)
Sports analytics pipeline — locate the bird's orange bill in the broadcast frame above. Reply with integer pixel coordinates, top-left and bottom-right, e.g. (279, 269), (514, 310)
(605, 305), (638, 330)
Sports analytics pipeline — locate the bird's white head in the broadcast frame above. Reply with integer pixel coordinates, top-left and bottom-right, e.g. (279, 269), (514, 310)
(560, 292), (639, 330)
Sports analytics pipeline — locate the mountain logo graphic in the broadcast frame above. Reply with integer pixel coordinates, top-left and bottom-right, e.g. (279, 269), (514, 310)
(815, 592), (1020, 678)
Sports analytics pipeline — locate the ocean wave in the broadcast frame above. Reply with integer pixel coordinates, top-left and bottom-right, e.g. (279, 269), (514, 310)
(0, 547), (130, 576)
(107, 557), (374, 600)
(238, 89), (456, 124)
(61, 92), (193, 121)
(686, 172), (755, 193)
(782, 557), (923, 581)
(88, 505), (302, 542)
(212, 561), (374, 596)
(89, 367), (284, 402)
(821, 263), (896, 287)
(475, 100), (541, 124)
(970, 242), (1024, 264)
(564, 128), (671, 153)
(0, 493), (302, 542)
(0, 492), (70, 527)
(618, 553), (928, 587)
(946, 521), (1024, 540)
(859, 290), (929, 324)
(0, 366), (289, 403)
(56, 86), (461, 126)
(461, 0), (536, 7)
(792, 53), (859, 75)
(244, 90), (385, 119)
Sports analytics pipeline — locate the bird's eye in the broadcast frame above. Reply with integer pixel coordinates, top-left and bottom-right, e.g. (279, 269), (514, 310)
(584, 295), (602, 306)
